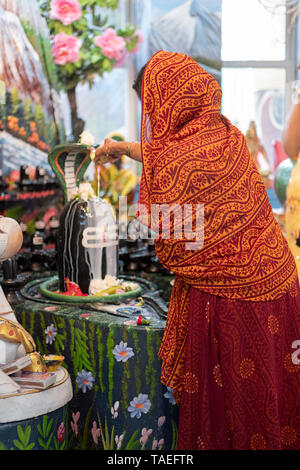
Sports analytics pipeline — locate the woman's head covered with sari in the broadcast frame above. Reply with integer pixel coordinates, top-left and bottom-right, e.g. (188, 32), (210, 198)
(136, 51), (297, 397)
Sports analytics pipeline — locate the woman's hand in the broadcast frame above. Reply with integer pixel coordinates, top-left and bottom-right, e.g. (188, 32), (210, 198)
(95, 139), (142, 164)
(94, 138), (127, 165)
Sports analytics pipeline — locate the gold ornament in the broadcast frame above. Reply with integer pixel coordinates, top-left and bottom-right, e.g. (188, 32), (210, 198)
(23, 352), (47, 373)
(0, 317), (36, 353)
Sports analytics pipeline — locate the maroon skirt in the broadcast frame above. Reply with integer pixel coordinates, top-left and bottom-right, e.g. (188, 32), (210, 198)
(177, 284), (300, 450)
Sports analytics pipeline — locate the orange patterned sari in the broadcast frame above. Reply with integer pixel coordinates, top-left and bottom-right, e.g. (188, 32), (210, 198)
(137, 51), (298, 404)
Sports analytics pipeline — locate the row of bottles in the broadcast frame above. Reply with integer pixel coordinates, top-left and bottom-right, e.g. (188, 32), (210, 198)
(16, 217), (167, 276)
(0, 169), (8, 193)
(20, 218), (60, 250)
(17, 217), (60, 273)
(18, 165), (58, 192)
(0, 165), (59, 195)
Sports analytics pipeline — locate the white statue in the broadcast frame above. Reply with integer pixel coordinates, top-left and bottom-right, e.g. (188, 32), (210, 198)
(0, 216), (73, 425)
(0, 216), (39, 394)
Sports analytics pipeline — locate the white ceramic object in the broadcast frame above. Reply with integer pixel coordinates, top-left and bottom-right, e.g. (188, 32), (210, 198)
(0, 369), (20, 396)
(0, 367), (73, 423)
(0, 217), (73, 423)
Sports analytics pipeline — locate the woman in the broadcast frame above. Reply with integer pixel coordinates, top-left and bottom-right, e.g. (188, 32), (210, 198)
(95, 51), (300, 450)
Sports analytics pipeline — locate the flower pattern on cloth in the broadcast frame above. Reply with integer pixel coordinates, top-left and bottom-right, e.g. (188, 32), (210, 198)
(136, 50), (298, 400)
(176, 285), (300, 450)
(128, 393), (151, 419)
(76, 369), (95, 393)
(113, 340), (135, 362)
(45, 324), (57, 345)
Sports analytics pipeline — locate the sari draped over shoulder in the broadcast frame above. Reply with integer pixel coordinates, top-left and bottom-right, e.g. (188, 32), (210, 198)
(137, 50), (298, 400)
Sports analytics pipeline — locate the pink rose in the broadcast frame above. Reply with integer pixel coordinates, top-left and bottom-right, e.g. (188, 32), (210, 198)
(94, 28), (126, 61)
(114, 49), (128, 68)
(50, 0), (82, 25)
(52, 33), (82, 65)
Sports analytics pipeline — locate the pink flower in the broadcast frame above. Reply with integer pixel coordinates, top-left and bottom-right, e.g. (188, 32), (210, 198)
(94, 28), (126, 61)
(91, 420), (100, 445)
(158, 416), (166, 428)
(52, 32), (82, 65)
(50, 0), (82, 25)
(71, 411), (80, 437)
(57, 422), (65, 443)
(115, 434), (124, 450)
(129, 29), (143, 53)
(158, 438), (164, 448)
(114, 48), (128, 68)
(140, 427), (152, 445)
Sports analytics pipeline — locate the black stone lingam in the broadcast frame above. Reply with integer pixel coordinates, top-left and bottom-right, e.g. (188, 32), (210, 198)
(48, 144), (118, 295)
(57, 197), (118, 294)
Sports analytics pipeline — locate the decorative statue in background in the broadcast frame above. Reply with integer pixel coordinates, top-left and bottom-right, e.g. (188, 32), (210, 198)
(245, 121), (272, 188)
(0, 217), (49, 395)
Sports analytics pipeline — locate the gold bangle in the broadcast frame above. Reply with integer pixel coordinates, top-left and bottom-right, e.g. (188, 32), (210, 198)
(126, 143), (132, 158)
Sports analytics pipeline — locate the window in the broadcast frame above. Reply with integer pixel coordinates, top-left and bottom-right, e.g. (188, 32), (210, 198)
(221, 0), (297, 172)
(222, 0), (286, 61)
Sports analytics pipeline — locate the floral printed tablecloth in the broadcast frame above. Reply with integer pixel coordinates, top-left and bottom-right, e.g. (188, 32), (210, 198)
(14, 274), (179, 450)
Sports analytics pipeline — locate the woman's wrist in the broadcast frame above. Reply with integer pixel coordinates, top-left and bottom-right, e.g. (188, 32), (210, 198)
(125, 142), (132, 158)
(124, 141), (142, 162)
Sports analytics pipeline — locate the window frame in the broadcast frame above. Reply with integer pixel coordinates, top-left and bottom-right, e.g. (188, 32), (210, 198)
(221, 7), (298, 119)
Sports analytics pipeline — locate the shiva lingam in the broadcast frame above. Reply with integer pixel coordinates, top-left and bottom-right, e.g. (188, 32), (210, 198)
(0, 215), (72, 417)
(39, 132), (142, 304)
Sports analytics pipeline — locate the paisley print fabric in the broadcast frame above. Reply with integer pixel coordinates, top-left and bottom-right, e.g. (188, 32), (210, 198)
(137, 51), (298, 401)
(177, 286), (300, 450)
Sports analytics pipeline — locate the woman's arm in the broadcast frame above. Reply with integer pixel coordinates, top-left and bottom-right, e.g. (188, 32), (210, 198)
(283, 103), (300, 159)
(95, 138), (142, 164)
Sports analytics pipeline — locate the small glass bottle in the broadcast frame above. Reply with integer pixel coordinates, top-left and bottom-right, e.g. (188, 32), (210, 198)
(30, 220), (46, 272)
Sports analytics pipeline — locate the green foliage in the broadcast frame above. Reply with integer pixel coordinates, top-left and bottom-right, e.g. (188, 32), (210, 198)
(124, 429), (141, 450)
(24, 97), (33, 125)
(4, 205), (23, 221)
(37, 415), (66, 450)
(98, 414), (115, 450)
(171, 420), (178, 450)
(21, 19), (59, 91)
(73, 324), (92, 375)
(34, 100), (46, 138)
(54, 318), (67, 354)
(37, 415), (54, 449)
(10, 87), (21, 116)
(78, 0), (119, 9)
(26, 218), (37, 236)
(38, 0), (139, 91)
(13, 425), (35, 450)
